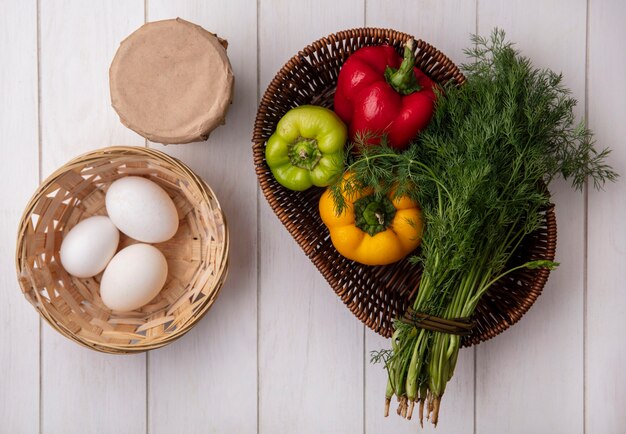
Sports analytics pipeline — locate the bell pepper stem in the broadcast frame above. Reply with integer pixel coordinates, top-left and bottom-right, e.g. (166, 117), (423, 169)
(385, 39), (423, 95)
(354, 195), (397, 236)
(288, 138), (322, 170)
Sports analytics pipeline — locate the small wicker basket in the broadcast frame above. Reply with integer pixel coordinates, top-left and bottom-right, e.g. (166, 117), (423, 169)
(16, 146), (229, 354)
(253, 28), (557, 346)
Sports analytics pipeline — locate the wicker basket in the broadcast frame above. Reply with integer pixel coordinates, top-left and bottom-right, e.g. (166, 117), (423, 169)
(16, 146), (229, 354)
(253, 28), (557, 346)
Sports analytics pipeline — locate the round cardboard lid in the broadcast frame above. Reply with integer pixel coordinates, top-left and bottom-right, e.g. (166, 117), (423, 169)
(110, 18), (234, 144)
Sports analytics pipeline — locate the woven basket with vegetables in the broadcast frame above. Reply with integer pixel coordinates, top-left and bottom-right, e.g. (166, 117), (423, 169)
(253, 28), (615, 426)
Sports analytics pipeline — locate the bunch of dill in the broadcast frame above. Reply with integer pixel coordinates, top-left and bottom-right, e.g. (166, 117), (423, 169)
(331, 29), (616, 425)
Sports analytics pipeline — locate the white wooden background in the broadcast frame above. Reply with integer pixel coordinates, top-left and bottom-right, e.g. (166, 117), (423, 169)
(1, 1), (625, 433)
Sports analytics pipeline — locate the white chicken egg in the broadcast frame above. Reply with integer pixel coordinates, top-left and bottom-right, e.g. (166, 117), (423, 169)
(105, 176), (179, 243)
(100, 243), (168, 312)
(59, 216), (120, 278)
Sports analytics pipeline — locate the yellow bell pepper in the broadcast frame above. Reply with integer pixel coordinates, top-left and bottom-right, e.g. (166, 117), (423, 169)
(319, 174), (423, 265)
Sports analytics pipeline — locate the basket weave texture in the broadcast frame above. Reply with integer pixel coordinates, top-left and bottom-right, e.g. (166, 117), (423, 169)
(253, 28), (557, 346)
(16, 146), (229, 354)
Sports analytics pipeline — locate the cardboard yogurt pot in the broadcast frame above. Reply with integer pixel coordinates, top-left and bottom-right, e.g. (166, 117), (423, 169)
(110, 18), (234, 144)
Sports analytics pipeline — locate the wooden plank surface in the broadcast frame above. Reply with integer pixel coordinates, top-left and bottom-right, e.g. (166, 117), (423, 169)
(587, 0), (626, 432)
(257, 1), (365, 433)
(475, 1), (587, 433)
(363, 2), (477, 433)
(1, 0), (625, 432)
(146, 1), (259, 433)
(0, 1), (40, 433)
(38, 2), (147, 433)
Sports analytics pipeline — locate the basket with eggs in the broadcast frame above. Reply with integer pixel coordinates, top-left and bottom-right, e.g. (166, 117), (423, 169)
(16, 147), (228, 354)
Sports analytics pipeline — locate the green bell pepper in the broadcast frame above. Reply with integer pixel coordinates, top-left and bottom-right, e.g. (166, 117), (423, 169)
(265, 105), (347, 191)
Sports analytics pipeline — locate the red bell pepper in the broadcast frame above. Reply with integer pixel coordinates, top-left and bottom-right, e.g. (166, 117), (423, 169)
(334, 39), (436, 150)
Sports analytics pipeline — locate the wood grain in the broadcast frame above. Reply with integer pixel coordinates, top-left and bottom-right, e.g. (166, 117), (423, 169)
(587, 0), (626, 432)
(363, 2), (477, 433)
(258, 1), (365, 433)
(0, 1), (40, 433)
(39, 2), (146, 433)
(1, 0), (625, 432)
(366, 0), (476, 65)
(476, 1), (587, 433)
(146, 1), (258, 433)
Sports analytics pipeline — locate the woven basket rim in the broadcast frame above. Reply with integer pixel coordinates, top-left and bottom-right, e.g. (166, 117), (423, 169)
(15, 145), (230, 354)
(252, 27), (557, 346)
